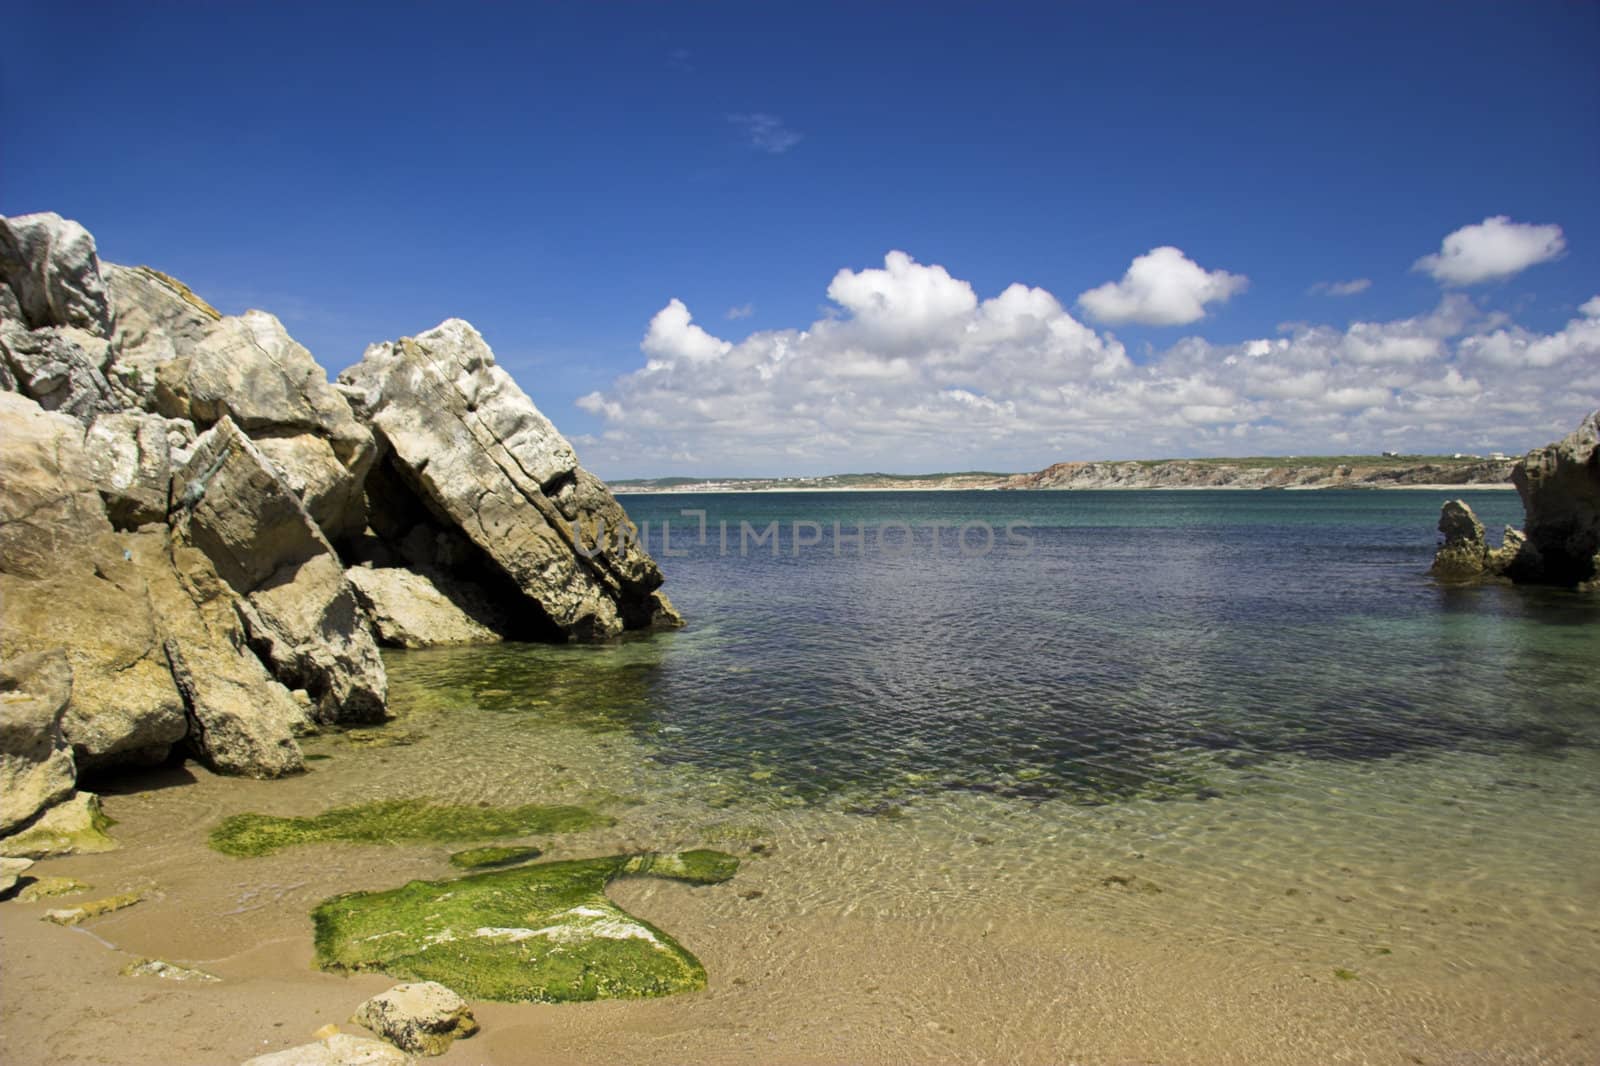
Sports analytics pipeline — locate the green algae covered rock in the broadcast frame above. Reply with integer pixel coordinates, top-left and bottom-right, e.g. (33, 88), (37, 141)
(209, 799), (613, 857)
(448, 845), (543, 869)
(313, 850), (739, 1002)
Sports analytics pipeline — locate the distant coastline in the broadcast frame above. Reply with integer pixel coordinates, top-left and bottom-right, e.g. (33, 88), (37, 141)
(611, 455), (1518, 494)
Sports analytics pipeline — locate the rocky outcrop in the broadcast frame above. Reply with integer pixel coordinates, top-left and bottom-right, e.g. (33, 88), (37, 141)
(1, 210), (682, 853)
(155, 310), (374, 540)
(84, 411), (195, 528)
(339, 320), (680, 639)
(353, 982), (478, 1056)
(0, 213), (114, 335)
(0, 651), (77, 835)
(1430, 410), (1600, 589)
(175, 418), (386, 724)
(0, 324), (119, 420)
(346, 568), (502, 648)
(1510, 410), (1600, 587)
(102, 263), (221, 393)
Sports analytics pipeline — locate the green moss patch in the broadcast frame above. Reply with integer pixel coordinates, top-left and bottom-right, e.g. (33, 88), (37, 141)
(209, 799), (613, 857)
(449, 845), (545, 869)
(312, 850), (739, 1002)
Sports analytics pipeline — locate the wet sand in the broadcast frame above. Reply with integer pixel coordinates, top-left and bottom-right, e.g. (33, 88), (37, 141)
(4, 696), (1597, 1066)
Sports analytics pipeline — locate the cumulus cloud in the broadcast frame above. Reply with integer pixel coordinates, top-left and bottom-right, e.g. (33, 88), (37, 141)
(642, 298), (731, 364)
(572, 252), (1599, 476)
(1077, 246), (1248, 326)
(725, 303), (755, 320)
(1310, 278), (1372, 296)
(727, 113), (802, 154)
(1414, 216), (1566, 285)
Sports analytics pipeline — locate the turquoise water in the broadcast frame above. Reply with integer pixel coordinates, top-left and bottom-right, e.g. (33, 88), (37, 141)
(397, 490), (1597, 809)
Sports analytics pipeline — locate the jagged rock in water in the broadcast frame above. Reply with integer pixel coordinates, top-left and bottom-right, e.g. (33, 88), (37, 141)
(84, 410), (195, 528)
(0, 212), (114, 335)
(174, 417), (387, 723)
(1510, 409), (1600, 588)
(0, 650), (77, 835)
(346, 567), (503, 648)
(155, 310), (374, 540)
(339, 319), (680, 640)
(1430, 499), (1490, 579)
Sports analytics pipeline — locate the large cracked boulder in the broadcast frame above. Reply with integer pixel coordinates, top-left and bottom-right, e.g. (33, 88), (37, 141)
(1430, 499), (1490, 580)
(155, 310), (374, 540)
(84, 410), (196, 528)
(346, 568), (503, 648)
(103, 262), (221, 394)
(0, 212), (114, 335)
(339, 319), (680, 640)
(0, 650), (78, 835)
(175, 417), (387, 723)
(0, 393), (189, 768)
(1510, 410), (1600, 588)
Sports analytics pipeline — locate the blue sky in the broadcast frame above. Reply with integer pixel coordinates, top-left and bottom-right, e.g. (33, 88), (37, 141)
(5, 2), (1597, 476)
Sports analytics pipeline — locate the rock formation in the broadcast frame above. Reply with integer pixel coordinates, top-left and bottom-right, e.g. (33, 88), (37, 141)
(1430, 410), (1600, 589)
(0, 210), (681, 854)
(339, 319), (681, 638)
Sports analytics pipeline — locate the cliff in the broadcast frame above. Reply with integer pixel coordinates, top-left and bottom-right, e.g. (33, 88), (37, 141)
(0, 211), (680, 851)
(1001, 456), (1515, 491)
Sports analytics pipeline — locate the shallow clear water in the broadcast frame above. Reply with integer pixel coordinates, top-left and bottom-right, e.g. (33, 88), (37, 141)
(397, 489), (1598, 807)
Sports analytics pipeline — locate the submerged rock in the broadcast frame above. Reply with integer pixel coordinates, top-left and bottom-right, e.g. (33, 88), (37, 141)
(242, 1032), (414, 1066)
(353, 982), (478, 1056)
(339, 319), (680, 640)
(209, 799), (612, 857)
(448, 845), (544, 869)
(312, 850), (739, 1002)
(43, 889), (142, 925)
(121, 958), (220, 982)
(16, 876), (90, 901)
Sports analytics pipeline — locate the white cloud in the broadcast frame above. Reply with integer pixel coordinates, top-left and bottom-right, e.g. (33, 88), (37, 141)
(1414, 216), (1566, 285)
(725, 303), (755, 320)
(642, 298), (731, 365)
(1310, 278), (1372, 296)
(727, 113), (802, 154)
(572, 255), (1599, 476)
(1077, 246), (1248, 326)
